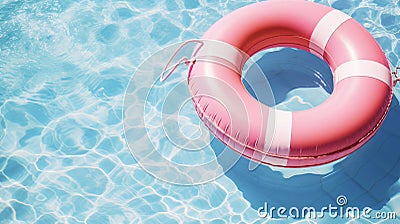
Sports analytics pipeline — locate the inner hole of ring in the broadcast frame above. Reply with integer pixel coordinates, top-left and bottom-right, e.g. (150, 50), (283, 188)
(241, 47), (334, 111)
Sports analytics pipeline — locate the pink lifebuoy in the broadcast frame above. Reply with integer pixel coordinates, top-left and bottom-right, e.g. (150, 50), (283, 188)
(186, 0), (393, 167)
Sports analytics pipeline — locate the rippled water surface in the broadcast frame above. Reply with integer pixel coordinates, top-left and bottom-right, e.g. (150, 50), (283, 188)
(0, 0), (399, 223)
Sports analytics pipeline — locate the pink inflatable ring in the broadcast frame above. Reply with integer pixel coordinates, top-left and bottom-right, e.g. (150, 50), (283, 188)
(183, 0), (393, 167)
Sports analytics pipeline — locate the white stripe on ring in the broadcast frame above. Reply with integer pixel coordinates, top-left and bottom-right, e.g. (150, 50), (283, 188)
(334, 60), (391, 86)
(264, 109), (292, 166)
(195, 40), (247, 73)
(310, 10), (352, 58)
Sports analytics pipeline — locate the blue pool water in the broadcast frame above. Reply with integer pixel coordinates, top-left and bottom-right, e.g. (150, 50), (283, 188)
(0, 0), (400, 223)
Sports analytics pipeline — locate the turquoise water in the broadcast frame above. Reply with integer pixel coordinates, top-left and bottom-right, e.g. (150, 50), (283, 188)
(0, 0), (399, 223)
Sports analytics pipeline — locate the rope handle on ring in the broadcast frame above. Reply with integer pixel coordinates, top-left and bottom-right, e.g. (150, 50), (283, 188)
(160, 39), (204, 82)
(393, 66), (400, 86)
